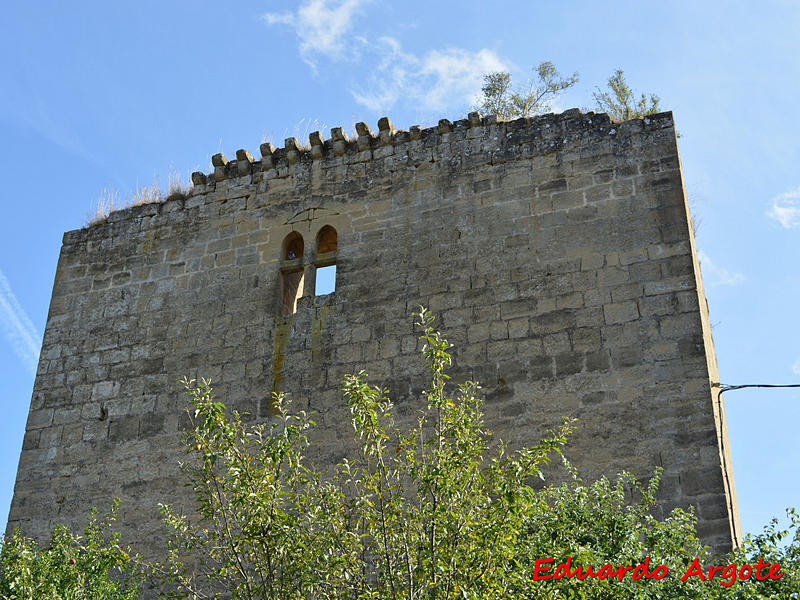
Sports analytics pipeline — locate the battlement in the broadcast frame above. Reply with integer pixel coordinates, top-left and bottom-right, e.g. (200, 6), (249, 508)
(72, 109), (677, 242)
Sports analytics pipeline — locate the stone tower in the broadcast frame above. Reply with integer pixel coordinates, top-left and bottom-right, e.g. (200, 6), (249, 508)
(6, 109), (740, 554)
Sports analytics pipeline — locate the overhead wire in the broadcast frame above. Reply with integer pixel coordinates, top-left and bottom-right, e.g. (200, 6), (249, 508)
(710, 382), (800, 548)
(713, 383), (800, 394)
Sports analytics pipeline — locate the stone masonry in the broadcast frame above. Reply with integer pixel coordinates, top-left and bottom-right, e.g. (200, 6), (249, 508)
(6, 109), (741, 554)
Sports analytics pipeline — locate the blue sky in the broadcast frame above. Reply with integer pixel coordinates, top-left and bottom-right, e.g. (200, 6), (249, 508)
(1, 1), (798, 542)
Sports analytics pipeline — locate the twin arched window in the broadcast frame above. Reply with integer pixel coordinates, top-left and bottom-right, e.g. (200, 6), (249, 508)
(280, 226), (338, 315)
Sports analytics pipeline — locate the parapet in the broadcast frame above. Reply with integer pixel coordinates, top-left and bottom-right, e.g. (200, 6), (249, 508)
(70, 109), (677, 244)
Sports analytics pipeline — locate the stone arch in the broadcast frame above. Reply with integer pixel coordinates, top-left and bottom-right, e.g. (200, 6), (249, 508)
(283, 231), (304, 260)
(316, 225), (337, 254)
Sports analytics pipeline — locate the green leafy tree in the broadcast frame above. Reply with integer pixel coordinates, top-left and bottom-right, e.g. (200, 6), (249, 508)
(726, 508), (800, 599)
(159, 309), (572, 599)
(0, 501), (141, 600)
(479, 71), (513, 119)
(329, 310), (573, 599)
(157, 381), (324, 599)
(593, 69), (661, 122)
(479, 61), (579, 120)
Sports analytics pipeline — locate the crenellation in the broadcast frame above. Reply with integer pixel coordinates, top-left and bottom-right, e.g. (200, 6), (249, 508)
(211, 152), (229, 180)
(235, 148), (254, 175)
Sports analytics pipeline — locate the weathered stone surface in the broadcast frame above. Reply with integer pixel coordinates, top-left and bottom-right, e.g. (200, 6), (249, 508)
(6, 109), (740, 557)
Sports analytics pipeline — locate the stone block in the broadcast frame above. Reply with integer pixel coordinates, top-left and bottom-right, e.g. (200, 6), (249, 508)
(555, 352), (583, 376)
(603, 301), (639, 325)
(27, 410), (53, 430)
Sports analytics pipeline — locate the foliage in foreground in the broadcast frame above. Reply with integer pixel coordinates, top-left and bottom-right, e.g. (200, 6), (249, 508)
(158, 309), (797, 599)
(160, 308), (573, 599)
(2, 311), (798, 598)
(0, 501), (141, 600)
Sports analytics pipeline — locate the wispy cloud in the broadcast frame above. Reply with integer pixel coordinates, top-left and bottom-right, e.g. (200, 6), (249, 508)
(350, 41), (508, 113)
(348, 38), (508, 113)
(697, 250), (745, 287)
(263, 0), (371, 68)
(263, 1), (509, 114)
(0, 85), (93, 162)
(0, 269), (41, 375)
(767, 186), (800, 229)
(793, 358), (800, 376)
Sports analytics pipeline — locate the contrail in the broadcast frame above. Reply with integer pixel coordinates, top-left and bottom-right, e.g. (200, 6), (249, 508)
(0, 268), (41, 375)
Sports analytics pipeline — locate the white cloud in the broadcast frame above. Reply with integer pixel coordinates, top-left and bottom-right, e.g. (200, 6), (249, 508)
(767, 186), (800, 229)
(793, 358), (800, 376)
(348, 36), (413, 111)
(263, 2), (510, 114)
(263, 0), (371, 67)
(418, 48), (508, 111)
(697, 250), (745, 287)
(349, 38), (509, 113)
(0, 269), (41, 374)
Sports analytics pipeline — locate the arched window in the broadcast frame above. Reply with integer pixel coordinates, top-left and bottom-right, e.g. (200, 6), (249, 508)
(315, 225), (337, 295)
(280, 232), (304, 315)
(283, 232), (304, 260)
(317, 226), (337, 254)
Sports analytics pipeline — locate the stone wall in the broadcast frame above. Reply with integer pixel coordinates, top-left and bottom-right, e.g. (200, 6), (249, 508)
(7, 109), (740, 554)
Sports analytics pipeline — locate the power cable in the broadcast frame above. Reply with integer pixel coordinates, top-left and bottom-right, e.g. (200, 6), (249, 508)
(710, 382), (800, 548)
(712, 383), (800, 394)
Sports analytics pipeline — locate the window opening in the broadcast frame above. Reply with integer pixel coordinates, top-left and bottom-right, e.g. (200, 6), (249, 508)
(314, 226), (338, 295)
(281, 270), (304, 315)
(317, 225), (337, 254)
(284, 232), (304, 260)
(315, 264), (336, 295)
(281, 232), (304, 315)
